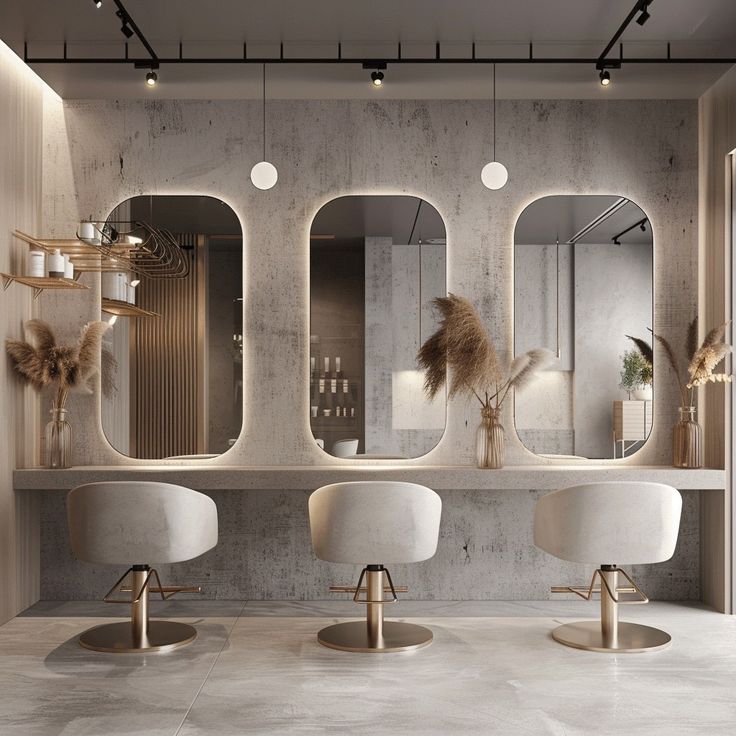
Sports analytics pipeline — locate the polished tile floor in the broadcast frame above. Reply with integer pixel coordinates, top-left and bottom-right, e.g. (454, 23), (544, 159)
(2, 600), (734, 735)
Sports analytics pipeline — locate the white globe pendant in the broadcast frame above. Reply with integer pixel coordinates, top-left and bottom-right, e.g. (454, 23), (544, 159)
(250, 161), (278, 190)
(481, 161), (508, 190)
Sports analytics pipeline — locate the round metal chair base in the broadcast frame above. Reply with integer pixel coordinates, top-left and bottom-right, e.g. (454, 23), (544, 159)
(79, 621), (197, 653)
(318, 621), (433, 653)
(551, 621), (671, 653)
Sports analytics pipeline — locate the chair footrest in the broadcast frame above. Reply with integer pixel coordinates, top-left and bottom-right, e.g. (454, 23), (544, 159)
(120, 585), (202, 595)
(329, 585), (408, 594)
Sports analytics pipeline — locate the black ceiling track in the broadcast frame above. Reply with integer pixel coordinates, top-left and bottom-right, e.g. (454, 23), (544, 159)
(22, 0), (736, 69)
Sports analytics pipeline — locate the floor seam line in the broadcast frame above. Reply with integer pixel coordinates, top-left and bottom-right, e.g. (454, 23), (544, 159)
(172, 599), (248, 736)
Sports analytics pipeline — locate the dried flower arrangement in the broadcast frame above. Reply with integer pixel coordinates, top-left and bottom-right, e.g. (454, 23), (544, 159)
(417, 294), (553, 409)
(5, 319), (116, 409)
(645, 317), (732, 409)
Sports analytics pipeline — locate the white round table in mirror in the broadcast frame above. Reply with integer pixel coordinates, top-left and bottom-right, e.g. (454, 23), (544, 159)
(310, 195), (447, 459)
(101, 195), (243, 460)
(514, 195), (653, 460)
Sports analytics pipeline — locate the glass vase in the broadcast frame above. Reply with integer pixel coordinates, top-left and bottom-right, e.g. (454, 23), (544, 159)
(476, 406), (505, 469)
(673, 406), (702, 469)
(44, 407), (72, 469)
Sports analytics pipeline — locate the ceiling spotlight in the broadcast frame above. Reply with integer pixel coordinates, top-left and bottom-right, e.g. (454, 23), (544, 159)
(93, 0), (102, 7)
(120, 22), (134, 38)
(371, 70), (384, 87)
(636, 2), (651, 25)
(599, 69), (611, 86)
(640, 221), (647, 232)
(145, 70), (158, 87)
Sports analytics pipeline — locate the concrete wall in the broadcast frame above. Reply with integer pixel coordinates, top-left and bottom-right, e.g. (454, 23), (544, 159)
(28, 97), (701, 600)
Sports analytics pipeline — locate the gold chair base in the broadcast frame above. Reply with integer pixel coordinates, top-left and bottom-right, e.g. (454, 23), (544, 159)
(318, 621), (433, 653)
(551, 621), (671, 653)
(79, 620), (197, 654)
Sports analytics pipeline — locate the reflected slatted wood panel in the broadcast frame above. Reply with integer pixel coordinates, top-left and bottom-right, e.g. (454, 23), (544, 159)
(133, 235), (200, 458)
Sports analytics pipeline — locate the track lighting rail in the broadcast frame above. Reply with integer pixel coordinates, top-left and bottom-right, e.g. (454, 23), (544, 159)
(596, 0), (652, 70)
(23, 43), (735, 67)
(110, 0), (157, 64)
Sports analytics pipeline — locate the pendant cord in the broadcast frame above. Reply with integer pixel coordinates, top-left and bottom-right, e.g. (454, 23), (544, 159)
(492, 63), (496, 161)
(262, 63), (266, 161)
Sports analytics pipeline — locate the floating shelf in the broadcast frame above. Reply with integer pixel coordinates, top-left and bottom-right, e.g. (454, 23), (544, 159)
(0, 273), (89, 300)
(101, 298), (160, 318)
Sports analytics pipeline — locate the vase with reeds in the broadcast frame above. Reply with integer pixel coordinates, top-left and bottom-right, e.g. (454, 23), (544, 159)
(5, 319), (115, 469)
(416, 293), (552, 469)
(476, 406), (505, 469)
(646, 317), (732, 469)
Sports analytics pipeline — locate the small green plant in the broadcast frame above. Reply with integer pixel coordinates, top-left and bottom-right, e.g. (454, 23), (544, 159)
(619, 349), (651, 396)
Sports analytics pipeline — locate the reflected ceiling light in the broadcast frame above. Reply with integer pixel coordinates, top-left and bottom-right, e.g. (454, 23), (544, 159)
(481, 64), (508, 190)
(107, 315), (118, 326)
(129, 279), (141, 288)
(599, 69), (611, 86)
(371, 70), (384, 87)
(145, 70), (158, 87)
(250, 64), (278, 190)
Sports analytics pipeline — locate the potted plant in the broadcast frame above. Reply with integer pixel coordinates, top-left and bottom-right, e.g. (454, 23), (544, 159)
(620, 338), (653, 400)
(417, 294), (552, 468)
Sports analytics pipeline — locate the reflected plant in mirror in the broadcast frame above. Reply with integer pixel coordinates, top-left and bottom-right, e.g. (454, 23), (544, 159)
(514, 195), (654, 460)
(417, 294), (553, 469)
(101, 196), (243, 460)
(309, 195), (446, 459)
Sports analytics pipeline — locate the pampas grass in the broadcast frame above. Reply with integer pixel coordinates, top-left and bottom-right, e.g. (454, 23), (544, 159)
(417, 293), (552, 409)
(5, 319), (115, 408)
(650, 318), (732, 403)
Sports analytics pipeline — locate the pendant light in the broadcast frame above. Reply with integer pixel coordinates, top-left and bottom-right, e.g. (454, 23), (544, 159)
(481, 64), (508, 190)
(250, 64), (278, 190)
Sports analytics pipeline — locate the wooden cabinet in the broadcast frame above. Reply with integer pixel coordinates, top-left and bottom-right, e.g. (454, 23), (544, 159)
(613, 400), (653, 458)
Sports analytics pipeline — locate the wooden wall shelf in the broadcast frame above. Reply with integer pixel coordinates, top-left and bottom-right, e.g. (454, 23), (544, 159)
(1, 273), (89, 300)
(101, 298), (159, 318)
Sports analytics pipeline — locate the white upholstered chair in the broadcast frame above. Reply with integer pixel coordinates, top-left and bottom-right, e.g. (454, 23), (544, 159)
(534, 481), (682, 652)
(330, 438), (359, 458)
(309, 481), (442, 652)
(67, 481), (218, 653)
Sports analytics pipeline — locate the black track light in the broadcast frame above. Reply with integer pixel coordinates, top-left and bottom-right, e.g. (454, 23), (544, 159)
(92, 0), (102, 8)
(640, 221), (647, 232)
(371, 70), (384, 87)
(636, 2), (651, 26)
(599, 69), (611, 86)
(116, 9), (134, 38)
(145, 69), (158, 87)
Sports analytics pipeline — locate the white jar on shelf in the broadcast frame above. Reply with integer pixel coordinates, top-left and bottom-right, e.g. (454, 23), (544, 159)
(46, 249), (64, 278)
(27, 250), (45, 277)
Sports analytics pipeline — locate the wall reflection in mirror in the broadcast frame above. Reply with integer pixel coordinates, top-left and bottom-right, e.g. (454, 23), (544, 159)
(101, 196), (243, 459)
(310, 196), (447, 458)
(514, 195), (653, 460)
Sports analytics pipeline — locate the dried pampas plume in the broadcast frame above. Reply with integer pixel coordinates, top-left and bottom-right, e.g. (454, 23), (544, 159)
(417, 293), (551, 409)
(5, 319), (115, 407)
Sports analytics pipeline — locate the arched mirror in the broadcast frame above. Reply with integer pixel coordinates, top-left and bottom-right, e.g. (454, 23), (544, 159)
(101, 195), (243, 459)
(514, 195), (653, 460)
(310, 195), (447, 458)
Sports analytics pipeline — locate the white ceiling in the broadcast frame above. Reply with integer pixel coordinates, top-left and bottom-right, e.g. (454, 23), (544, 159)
(2, 0), (735, 99)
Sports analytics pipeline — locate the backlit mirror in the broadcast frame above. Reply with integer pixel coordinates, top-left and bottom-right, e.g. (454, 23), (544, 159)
(101, 196), (243, 459)
(514, 195), (653, 460)
(310, 195), (447, 458)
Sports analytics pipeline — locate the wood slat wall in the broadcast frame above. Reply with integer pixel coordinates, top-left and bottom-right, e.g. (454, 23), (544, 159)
(132, 235), (202, 458)
(698, 64), (736, 613)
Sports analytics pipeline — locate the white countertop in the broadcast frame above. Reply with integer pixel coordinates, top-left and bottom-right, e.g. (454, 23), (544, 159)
(13, 465), (726, 491)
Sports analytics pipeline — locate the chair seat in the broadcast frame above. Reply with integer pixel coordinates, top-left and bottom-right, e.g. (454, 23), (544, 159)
(309, 481), (441, 564)
(67, 481), (218, 565)
(533, 481), (682, 565)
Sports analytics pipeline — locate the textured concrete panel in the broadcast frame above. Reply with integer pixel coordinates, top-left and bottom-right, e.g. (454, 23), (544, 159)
(40, 488), (699, 601)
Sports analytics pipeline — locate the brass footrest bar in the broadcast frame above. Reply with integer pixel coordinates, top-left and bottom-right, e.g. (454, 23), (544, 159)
(329, 585), (409, 594)
(120, 585), (202, 595)
(550, 567), (648, 604)
(103, 567), (202, 603)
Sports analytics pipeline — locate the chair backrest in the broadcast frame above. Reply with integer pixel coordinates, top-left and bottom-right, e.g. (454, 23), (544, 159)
(67, 481), (218, 565)
(331, 438), (359, 457)
(533, 481), (681, 565)
(309, 481), (442, 564)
